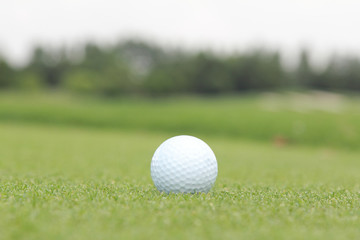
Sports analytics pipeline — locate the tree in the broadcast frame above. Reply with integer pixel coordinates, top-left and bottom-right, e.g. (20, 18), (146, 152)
(0, 57), (15, 88)
(26, 46), (68, 88)
(229, 50), (286, 91)
(295, 49), (315, 88)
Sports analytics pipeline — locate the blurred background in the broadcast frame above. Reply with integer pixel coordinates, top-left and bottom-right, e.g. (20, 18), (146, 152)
(1, 0), (360, 149)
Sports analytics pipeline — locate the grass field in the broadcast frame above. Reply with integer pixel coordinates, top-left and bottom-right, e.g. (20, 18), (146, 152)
(0, 91), (360, 149)
(1, 92), (360, 239)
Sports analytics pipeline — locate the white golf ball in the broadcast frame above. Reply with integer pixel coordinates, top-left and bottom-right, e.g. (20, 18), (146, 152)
(151, 135), (218, 194)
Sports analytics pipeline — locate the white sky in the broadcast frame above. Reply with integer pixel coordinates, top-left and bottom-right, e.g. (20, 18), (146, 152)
(1, 0), (360, 65)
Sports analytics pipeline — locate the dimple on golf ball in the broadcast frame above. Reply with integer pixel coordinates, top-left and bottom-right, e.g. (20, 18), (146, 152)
(150, 135), (218, 194)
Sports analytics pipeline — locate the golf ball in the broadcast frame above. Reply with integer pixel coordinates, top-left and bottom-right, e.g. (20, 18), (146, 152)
(151, 135), (218, 194)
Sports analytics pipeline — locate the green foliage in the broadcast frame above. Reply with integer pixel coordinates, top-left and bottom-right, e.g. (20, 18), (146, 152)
(228, 51), (286, 90)
(99, 64), (134, 96)
(1, 39), (360, 95)
(26, 47), (69, 88)
(1, 123), (360, 240)
(188, 53), (232, 93)
(63, 43), (137, 96)
(63, 70), (99, 93)
(0, 57), (15, 87)
(295, 50), (315, 88)
(15, 72), (44, 90)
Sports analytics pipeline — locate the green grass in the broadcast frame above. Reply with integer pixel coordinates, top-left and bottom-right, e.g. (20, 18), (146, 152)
(1, 122), (360, 240)
(0, 91), (360, 149)
(1, 92), (360, 239)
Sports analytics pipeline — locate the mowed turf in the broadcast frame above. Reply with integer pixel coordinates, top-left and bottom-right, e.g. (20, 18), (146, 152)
(0, 91), (360, 149)
(1, 123), (360, 240)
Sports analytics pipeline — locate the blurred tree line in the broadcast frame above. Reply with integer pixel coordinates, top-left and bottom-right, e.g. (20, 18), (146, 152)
(1, 39), (360, 96)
